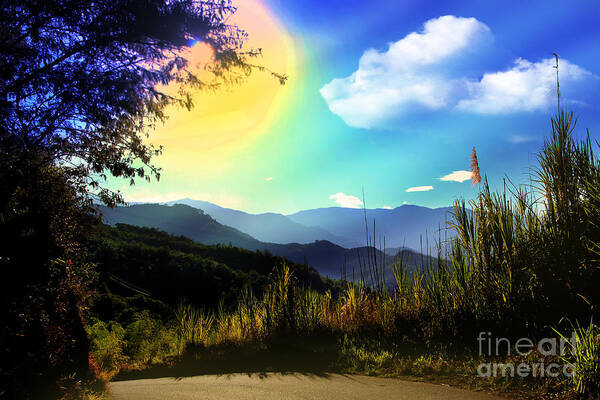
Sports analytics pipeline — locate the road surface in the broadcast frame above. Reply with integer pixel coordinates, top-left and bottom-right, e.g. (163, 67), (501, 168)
(110, 373), (505, 399)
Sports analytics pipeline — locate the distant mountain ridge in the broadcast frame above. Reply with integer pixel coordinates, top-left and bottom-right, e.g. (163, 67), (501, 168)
(287, 205), (454, 250)
(99, 203), (260, 249)
(165, 199), (455, 251)
(98, 203), (435, 279)
(167, 199), (350, 246)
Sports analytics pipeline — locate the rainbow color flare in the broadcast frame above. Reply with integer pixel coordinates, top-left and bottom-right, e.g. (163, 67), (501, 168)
(112, 0), (600, 214)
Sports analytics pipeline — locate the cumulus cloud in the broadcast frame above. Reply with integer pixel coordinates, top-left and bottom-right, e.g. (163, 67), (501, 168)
(440, 170), (473, 183)
(457, 58), (593, 113)
(406, 186), (434, 192)
(329, 192), (363, 208)
(265, 177), (273, 181)
(320, 15), (491, 128)
(320, 15), (595, 128)
(382, 205), (393, 210)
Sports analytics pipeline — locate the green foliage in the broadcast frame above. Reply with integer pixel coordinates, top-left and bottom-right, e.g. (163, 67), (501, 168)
(87, 312), (179, 372)
(555, 321), (600, 397)
(87, 321), (126, 373)
(125, 311), (178, 364)
(0, 153), (98, 399)
(89, 292), (173, 326)
(89, 223), (338, 311)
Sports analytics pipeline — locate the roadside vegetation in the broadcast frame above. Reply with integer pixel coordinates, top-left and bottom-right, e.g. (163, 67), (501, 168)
(1, 1), (285, 397)
(89, 109), (600, 399)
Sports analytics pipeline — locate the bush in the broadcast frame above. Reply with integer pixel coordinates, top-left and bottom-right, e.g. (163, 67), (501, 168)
(87, 321), (126, 372)
(125, 311), (178, 364)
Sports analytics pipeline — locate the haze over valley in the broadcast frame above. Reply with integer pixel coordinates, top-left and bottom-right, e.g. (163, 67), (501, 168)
(99, 200), (448, 278)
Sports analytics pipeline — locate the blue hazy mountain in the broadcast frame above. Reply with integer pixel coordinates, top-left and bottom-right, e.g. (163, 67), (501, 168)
(98, 203), (434, 279)
(98, 203), (261, 250)
(166, 199), (454, 250)
(165, 198), (352, 246)
(287, 205), (455, 251)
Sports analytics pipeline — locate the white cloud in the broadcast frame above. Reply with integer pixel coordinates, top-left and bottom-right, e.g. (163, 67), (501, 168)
(320, 15), (595, 128)
(508, 135), (537, 144)
(265, 177), (273, 181)
(457, 58), (593, 114)
(406, 186), (434, 192)
(329, 192), (363, 208)
(440, 170), (473, 183)
(320, 15), (490, 128)
(382, 205), (393, 210)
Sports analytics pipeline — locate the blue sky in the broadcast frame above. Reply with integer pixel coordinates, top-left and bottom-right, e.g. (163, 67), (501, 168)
(118, 0), (600, 213)
(262, 0), (600, 211)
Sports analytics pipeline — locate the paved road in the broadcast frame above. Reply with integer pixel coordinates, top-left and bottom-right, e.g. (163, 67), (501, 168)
(110, 373), (505, 400)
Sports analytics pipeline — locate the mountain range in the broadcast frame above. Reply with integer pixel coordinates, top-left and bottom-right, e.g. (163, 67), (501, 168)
(165, 199), (349, 245)
(98, 202), (442, 280)
(168, 198), (454, 250)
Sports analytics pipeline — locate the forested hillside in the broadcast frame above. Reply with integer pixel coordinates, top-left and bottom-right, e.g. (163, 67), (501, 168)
(88, 223), (340, 325)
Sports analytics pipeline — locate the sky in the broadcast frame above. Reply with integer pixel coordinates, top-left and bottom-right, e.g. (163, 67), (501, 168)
(111, 0), (600, 214)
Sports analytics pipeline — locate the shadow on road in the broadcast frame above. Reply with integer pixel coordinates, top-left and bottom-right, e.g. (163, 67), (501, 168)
(114, 333), (341, 382)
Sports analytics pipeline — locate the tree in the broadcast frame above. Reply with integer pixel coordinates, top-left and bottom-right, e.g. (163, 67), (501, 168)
(1, 0), (285, 203)
(0, 0), (284, 397)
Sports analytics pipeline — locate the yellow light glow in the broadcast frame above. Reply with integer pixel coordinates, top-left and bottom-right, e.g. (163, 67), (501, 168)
(149, 0), (299, 178)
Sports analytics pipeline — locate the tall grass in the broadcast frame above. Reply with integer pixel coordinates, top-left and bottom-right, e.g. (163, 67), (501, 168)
(175, 303), (214, 350)
(197, 107), (598, 393)
(555, 321), (600, 396)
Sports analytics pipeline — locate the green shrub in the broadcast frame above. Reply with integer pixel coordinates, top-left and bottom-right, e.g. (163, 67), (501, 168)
(125, 311), (178, 364)
(87, 320), (126, 372)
